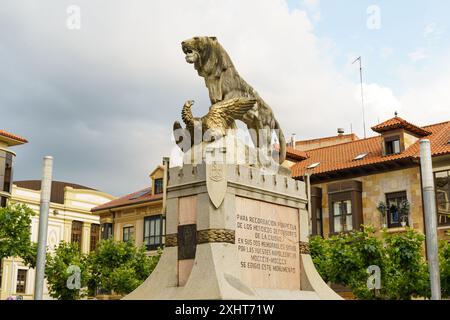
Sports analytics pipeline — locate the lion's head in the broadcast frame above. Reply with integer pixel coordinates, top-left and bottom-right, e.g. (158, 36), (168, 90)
(181, 36), (233, 78)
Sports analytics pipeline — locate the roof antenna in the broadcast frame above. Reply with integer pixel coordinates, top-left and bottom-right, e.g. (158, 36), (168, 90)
(352, 56), (367, 139)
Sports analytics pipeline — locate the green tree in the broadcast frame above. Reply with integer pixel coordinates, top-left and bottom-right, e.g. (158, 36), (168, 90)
(86, 239), (161, 296)
(439, 240), (450, 298)
(382, 228), (430, 300)
(0, 204), (37, 266)
(310, 227), (431, 300)
(45, 241), (90, 300)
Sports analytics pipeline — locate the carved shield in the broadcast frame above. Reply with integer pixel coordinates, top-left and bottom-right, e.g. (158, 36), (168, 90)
(206, 163), (227, 209)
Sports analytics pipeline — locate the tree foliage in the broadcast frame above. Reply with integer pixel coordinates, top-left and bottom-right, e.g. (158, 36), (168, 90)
(310, 227), (437, 300)
(439, 240), (450, 298)
(0, 204), (37, 266)
(44, 241), (90, 300)
(86, 239), (161, 296)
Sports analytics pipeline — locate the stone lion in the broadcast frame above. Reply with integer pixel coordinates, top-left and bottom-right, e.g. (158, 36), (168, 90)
(181, 36), (287, 165)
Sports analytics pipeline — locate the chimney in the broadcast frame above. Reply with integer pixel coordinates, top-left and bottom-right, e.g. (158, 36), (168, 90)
(291, 133), (297, 148)
(337, 128), (345, 136)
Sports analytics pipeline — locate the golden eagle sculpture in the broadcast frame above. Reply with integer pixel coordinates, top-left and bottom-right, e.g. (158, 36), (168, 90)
(173, 97), (256, 151)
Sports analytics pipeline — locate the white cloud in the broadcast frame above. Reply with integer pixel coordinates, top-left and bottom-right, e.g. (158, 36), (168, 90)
(423, 22), (444, 40)
(2, 0), (449, 195)
(380, 47), (393, 59)
(302, 0), (321, 22)
(408, 48), (429, 62)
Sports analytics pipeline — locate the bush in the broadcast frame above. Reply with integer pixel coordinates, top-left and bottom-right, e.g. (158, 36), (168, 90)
(439, 240), (450, 298)
(45, 241), (90, 300)
(310, 227), (433, 300)
(86, 239), (161, 296)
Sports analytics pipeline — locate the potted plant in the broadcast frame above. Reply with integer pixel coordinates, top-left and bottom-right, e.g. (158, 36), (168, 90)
(377, 201), (388, 228)
(399, 199), (410, 227)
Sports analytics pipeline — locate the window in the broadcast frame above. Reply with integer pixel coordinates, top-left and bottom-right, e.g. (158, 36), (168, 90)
(101, 223), (113, 240)
(71, 221), (83, 249)
(3, 152), (13, 193)
(144, 215), (165, 250)
(386, 191), (408, 228)
(0, 151), (14, 195)
(307, 162), (321, 169)
(154, 178), (164, 194)
(328, 181), (363, 235)
(310, 187), (323, 237)
(435, 170), (450, 226)
(16, 269), (27, 294)
(0, 259), (3, 289)
(385, 136), (401, 155)
(90, 224), (100, 252)
(123, 226), (134, 242)
(353, 153), (369, 161)
(0, 196), (6, 208)
(333, 200), (353, 233)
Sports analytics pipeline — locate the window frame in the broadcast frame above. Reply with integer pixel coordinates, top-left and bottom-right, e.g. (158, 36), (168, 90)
(71, 220), (83, 250)
(386, 191), (409, 228)
(0, 259), (3, 289)
(122, 226), (134, 243)
(101, 223), (113, 240)
(90, 224), (100, 252)
(328, 181), (363, 235)
(154, 178), (164, 195)
(332, 200), (353, 233)
(434, 170), (450, 226)
(310, 187), (323, 237)
(384, 135), (402, 155)
(143, 215), (165, 251)
(16, 269), (27, 294)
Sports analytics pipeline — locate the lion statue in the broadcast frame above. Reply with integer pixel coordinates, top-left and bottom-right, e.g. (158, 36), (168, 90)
(180, 36), (287, 165)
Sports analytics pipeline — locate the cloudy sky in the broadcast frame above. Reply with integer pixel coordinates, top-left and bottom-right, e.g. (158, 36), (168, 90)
(2, 0), (450, 196)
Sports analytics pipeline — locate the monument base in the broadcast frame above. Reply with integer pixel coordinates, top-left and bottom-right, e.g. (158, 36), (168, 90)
(124, 163), (341, 300)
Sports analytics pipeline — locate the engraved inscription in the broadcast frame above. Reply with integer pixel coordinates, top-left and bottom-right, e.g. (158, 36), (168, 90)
(235, 197), (300, 290)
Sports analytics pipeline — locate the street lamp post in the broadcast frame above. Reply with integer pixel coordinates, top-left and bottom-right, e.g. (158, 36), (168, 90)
(34, 156), (53, 300)
(419, 140), (441, 300)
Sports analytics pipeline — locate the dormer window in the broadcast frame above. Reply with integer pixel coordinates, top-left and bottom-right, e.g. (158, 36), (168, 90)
(154, 178), (163, 194)
(385, 135), (401, 155)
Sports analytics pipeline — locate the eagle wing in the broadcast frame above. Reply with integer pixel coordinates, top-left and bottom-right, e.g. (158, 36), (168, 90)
(205, 98), (257, 130)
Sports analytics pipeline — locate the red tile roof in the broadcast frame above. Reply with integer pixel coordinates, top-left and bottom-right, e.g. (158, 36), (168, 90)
(291, 120), (450, 178)
(92, 187), (162, 212)
(371, 116), (431, 136)
(0, 130), (28, 145)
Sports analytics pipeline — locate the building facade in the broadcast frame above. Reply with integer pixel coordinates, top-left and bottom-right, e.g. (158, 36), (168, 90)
(0, 181), (115, 300)
(0, 130), (28, 208)
(91, 166), (165, 254)
(290, 116), (450, 241)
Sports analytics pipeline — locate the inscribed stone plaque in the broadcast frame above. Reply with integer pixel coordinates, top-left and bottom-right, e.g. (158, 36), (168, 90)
(235, 197), (300, 290)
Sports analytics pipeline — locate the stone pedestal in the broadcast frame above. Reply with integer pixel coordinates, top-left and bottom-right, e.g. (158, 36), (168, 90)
(124, 162), (341, 300)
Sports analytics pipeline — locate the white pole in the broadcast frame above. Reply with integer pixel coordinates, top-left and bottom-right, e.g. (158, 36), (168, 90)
(34, 156), (53, 300)
(419, 140), (441, 300)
